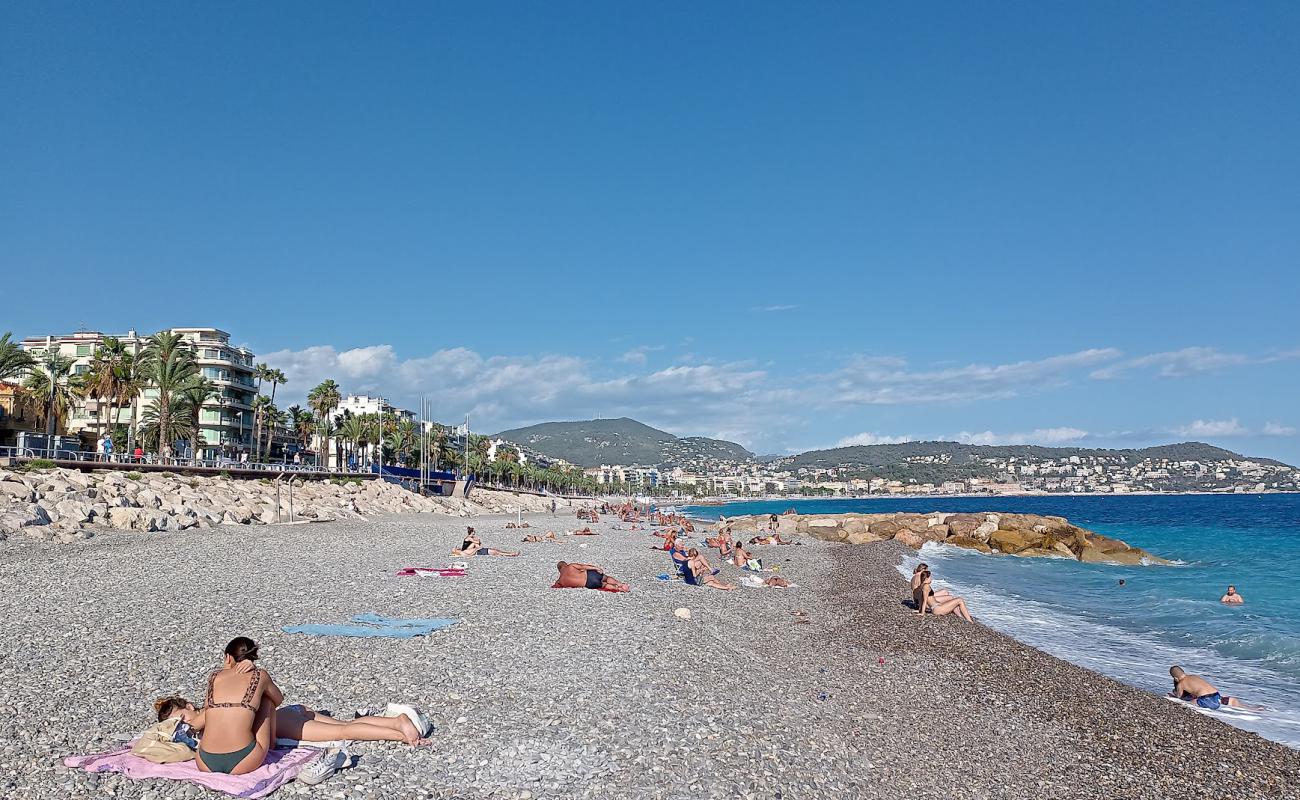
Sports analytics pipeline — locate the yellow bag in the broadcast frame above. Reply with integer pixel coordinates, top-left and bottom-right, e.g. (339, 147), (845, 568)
(130, 717), (195, 764)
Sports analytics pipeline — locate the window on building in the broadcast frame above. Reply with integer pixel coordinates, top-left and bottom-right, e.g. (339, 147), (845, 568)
(74, 364), (90, 374)
(76, 344), (92, 357)
(204, 349), (221, 359)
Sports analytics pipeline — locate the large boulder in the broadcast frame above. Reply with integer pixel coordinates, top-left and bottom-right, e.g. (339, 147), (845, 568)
(945, 514), (986, 538)
(0, 481), (35, 503)
(845, 530), (887, 545)
(988, 529), (1033, 554)
(0, 503), (51, 532)
(805, 518), (846, 541)
(894, 513), (933, 534)
(894, 530), (924, 549)
(868, 520), (905, 538)
(946, 535), (993, 554)
(107, 507), (141, 530)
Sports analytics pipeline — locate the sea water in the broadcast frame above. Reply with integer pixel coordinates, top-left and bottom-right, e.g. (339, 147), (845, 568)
(682, 494), (1300, 748)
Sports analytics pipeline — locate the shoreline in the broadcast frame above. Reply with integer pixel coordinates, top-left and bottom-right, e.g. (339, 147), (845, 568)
(678, 488), (1300, 506)
(3, 512), (1297, 798)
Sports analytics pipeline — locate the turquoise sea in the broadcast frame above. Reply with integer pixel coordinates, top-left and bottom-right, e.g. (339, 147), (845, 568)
(681, 494), (1300, 748)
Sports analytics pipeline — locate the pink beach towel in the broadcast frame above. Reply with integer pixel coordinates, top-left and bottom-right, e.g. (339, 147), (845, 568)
(395, 566), (466, 577)
(63, 746), (318, 798)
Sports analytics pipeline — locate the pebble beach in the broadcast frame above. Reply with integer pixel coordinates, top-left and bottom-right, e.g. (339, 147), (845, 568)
(3, 509), (1299, 799)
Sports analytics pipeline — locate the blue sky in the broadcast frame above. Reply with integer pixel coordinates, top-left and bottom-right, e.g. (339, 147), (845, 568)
(3, 2), (1298, 461)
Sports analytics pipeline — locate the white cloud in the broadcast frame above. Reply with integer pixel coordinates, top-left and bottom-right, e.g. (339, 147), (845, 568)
(834, 432), (915, 447)
(257, 340), (1291, 454)
(1090, 346), (1300, 380)
(825, 349), (1123, 405)
(1171, 418), (1248, 438)
(617, 345), (663, 365)
(954, 427), (1091, 446)
(752, 304), (800, 313)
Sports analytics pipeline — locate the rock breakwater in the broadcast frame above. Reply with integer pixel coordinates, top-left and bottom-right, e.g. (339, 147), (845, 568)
(725, 510), (1169, 565)
(0, 466), (565, 543)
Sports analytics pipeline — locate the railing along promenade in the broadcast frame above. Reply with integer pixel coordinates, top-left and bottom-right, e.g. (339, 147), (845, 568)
(0, 446), (377, 482)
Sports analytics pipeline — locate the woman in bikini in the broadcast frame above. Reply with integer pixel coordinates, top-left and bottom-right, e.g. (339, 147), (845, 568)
(683, 548), (737, 591)
(910, 563), (953, 603)
(158, 638), (427, 775)
(453, 527), (519, 557)
(915, 570), (973, 622)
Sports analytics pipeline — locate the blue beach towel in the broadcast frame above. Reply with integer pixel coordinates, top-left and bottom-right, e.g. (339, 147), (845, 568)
(282, 614), (459, 638)
(351, 612), (458, 629)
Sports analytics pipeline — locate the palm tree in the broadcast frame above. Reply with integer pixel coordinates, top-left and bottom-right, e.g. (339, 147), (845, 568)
(263, 405), (287, 462)
(22, 349), (79, 437)
(251, 394), (274, 462)
(287, 405), (311, 458)
(336, 414), (367, 470)
(267, 368), (286, 405)
(0, 332), (35, 383)
(138, 332), (198, 458)
(116, 350), (147, 457)
(307, 380), (341, 468)
(174, 377), (217, 465)
(138, 396), (195, 453)
(86, 337), (129, 441)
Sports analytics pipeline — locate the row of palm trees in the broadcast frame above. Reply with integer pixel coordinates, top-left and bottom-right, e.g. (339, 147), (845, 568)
(3, 331), (627, 495)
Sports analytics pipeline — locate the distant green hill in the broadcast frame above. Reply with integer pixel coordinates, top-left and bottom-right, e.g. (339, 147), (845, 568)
(774, 440), (1290, 474)
(493, 417), (753, 468)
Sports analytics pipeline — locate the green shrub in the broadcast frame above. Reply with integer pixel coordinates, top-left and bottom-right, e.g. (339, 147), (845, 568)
(125, 471), (144, 480)
(17, 458), (57, 472)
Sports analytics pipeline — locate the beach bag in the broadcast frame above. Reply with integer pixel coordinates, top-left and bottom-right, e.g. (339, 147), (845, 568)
(130, 717), (195, 764)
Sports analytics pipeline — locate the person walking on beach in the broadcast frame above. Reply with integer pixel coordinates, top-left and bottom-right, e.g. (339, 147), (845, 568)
(1220, 585), (1244, 605)
(1168, 666), (1262, 711)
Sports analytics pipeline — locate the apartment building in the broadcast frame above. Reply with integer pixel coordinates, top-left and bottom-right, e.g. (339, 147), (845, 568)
(20, 327), (257, 459)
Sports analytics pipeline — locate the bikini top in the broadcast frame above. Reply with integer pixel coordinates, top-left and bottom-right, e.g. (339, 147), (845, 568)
(205, 667), (262, 712)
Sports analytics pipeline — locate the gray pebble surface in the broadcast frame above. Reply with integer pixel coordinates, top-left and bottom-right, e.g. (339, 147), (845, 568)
(2, 511), (1297, 799)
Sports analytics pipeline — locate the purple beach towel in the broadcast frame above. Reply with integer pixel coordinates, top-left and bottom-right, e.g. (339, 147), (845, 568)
(63, 745), (317, 798)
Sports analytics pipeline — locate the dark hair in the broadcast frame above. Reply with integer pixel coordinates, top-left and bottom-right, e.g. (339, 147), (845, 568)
(154, 696), (189, 722)
(224, 636), (259, 663)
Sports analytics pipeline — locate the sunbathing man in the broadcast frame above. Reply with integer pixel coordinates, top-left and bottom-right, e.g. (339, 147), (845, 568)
(179, 637), (430, 775)
(914, 570), (973, 622)
(453, 527), (519, 557)
(522, 531), (560, 543)
(555, 560), (630, 592)
(1168, 666), (1262, 710)
(683, 548), (737, 590)
(1220, 585), (1244, 605)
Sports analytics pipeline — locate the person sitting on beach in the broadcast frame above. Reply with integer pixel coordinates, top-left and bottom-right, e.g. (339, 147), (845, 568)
(1168, 666), (1262, 711)
(731, 542), (763, 571)
(914, 570), (973, 622)
(522, 531), (559, 543)
(911, 563), (953, 604)
(683, 548), (737, 591)
(453, 528), (519, 557)
(554, 560), (630, 592)
(1220, 585), (1244, 605)
(653, 529), (678, 552)
(183, 637), (430, 775)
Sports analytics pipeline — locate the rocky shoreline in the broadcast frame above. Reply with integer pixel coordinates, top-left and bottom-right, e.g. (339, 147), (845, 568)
(723, 509), (1169, 565)
(0, 466), (568, 542)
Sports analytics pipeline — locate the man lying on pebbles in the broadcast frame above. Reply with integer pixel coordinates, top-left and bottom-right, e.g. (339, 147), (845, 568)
(1169, 666), (1264, 711)
(554, 560), (631, 592)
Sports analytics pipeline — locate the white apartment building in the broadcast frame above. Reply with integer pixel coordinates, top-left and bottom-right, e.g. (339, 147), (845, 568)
(583, 464), (660, 488)
(20, 327), (257, 458)
(328, 394), (417, 424)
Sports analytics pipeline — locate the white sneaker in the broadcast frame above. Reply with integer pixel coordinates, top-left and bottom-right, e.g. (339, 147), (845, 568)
(297, 747), (347, 786)
(384, 702), (431, 737)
